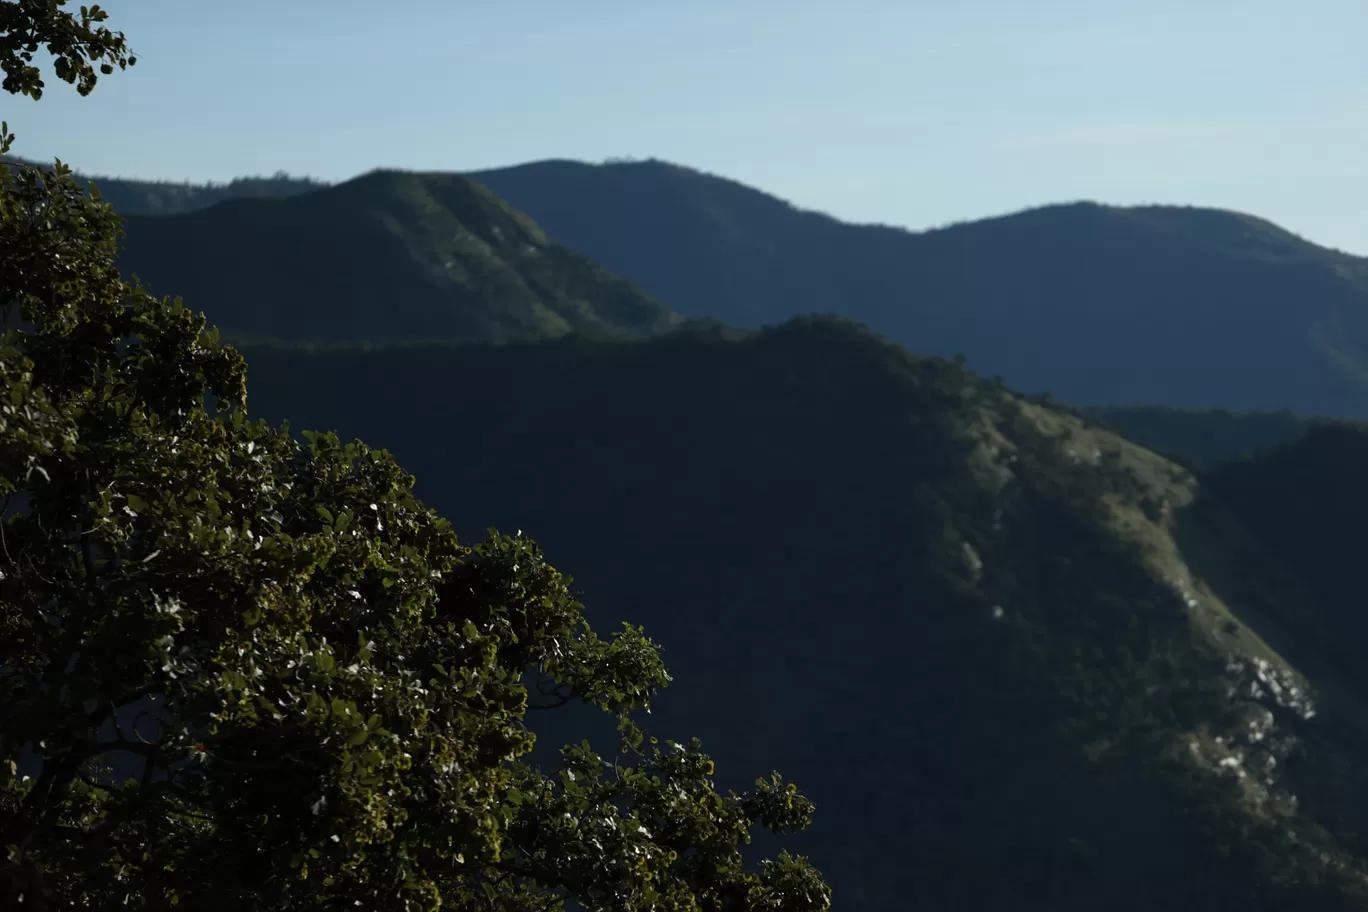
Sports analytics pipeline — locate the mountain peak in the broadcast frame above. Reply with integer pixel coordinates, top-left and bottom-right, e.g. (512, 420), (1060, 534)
(114, 169), (684, 345)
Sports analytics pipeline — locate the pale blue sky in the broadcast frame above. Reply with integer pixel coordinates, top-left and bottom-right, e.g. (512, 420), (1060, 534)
(9, 0), (1367, 253)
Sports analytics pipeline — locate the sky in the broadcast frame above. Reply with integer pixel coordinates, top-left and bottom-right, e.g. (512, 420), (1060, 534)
(9, 0), (1368, 253)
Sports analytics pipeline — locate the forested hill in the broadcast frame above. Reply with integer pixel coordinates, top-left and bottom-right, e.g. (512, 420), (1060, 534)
(20, 153), (1368, 417)
(470, 158), (1368, 418)
(235, 318), (1368, 911)
(113, 169), (684, 344)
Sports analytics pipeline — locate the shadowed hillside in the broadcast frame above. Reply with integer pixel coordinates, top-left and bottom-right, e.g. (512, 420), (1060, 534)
(114, 169), (685, 344)
(234, 318), (1368, 911)
(1083, 405), (1346, 469)
(470, 158), (1368, 417)
(1193, 424), (1368, 702)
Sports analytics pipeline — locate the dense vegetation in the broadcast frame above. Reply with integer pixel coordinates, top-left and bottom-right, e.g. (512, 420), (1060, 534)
(238, 322), (1368, 910)
(113, 169), (685, 344)
(470, 158), (1368, 417)
(0, 6), (823, 911)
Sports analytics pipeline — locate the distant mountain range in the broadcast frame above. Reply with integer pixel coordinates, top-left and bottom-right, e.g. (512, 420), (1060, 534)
(471, 159), (1368, 417)
(23, 153), (1367, 417)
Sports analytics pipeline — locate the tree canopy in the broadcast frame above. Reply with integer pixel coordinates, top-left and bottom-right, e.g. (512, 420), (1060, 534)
(0, 0), (134, 99)
(0, 4), (829, 909)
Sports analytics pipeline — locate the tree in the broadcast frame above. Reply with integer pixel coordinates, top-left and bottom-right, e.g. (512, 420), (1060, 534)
(0, 0), (134, 100)
(0, 3), (830, 909)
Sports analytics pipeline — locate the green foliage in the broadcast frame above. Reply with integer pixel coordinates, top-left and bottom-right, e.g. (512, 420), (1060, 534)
(0, 15), (827, 911)
(0, 0), (135, 101)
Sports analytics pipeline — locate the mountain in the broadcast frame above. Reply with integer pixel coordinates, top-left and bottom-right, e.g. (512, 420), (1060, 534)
(1083, 405), (1345, 469)
(24, 153), (1368, 417)
(469, 158), (1368, 418)
(112, 169), (685, 344)
(1, 155), (326, 214)
(25, 148), (1368, 905)
(1197, 424), (1368, 702)
(235, 317), (1368, 911)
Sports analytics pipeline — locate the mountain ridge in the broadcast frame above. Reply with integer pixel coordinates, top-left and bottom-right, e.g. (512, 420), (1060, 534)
(479, 157), (1365, 254)
(113, 167), (685, 344)
(20, 152), (1368, 417)
(235, 316), (1368, 910)
(467, 158), (1368, 417)
(17, 151), (1360, 257)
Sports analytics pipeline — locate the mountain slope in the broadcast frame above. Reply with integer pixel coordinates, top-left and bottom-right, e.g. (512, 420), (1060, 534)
(115, 169), (684, 344)
(1197, 423), (1368, 700)
(1083, 405), (1344, 469)
(236, 318), (1368, 911)
(469, 158), (1368, 417)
